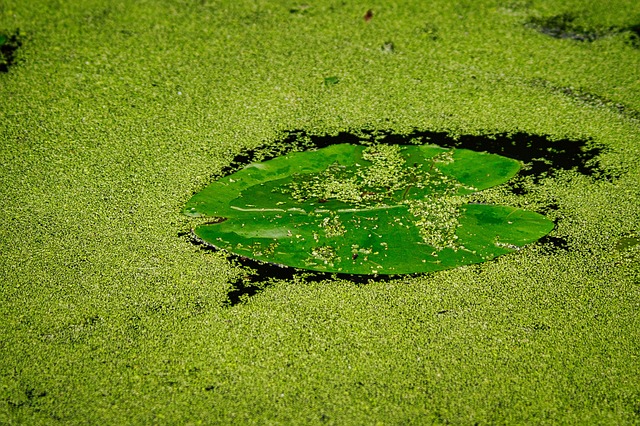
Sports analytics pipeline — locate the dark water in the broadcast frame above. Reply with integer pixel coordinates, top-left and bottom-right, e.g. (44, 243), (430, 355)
(0, 30), (22, 73)
(525, 13), (640, 47)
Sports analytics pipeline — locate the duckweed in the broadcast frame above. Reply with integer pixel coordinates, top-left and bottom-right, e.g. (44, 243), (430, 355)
(2, 0), (639, 423)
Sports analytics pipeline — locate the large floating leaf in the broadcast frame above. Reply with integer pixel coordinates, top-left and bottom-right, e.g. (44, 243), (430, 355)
(184, 144), (554, 275)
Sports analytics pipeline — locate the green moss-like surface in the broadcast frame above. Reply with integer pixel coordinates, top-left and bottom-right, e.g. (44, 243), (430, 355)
(1, 0), (639, 424)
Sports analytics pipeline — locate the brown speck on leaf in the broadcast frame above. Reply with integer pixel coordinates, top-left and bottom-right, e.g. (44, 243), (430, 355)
(364, 9), (373, 22)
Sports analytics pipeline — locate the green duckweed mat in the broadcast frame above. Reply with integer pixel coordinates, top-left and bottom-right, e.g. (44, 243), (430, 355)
(1, 0), (639, 424)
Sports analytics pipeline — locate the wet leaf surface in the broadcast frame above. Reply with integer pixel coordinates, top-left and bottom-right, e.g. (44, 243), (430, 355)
(185, 143), (554, 274)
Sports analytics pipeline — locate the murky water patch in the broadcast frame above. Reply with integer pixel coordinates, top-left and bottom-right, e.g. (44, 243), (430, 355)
(0, 30), (22, 73)
(524, 13), (640, 48)
(525, 13), (605, 42)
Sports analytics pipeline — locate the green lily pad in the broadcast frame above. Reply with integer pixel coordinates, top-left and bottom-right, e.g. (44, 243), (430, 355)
(184, 143), (554, 275)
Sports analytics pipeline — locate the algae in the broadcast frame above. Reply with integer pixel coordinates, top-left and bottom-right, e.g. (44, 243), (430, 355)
(1, 0), (639, 424)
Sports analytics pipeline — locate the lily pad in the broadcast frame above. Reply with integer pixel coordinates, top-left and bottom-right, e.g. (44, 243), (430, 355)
(184, 143), (554, 275)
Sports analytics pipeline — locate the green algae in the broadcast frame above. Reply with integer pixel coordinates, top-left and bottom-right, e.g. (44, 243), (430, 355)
(1, 0), (639, 424)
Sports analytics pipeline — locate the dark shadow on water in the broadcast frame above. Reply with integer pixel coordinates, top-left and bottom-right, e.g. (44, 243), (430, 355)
(217, 128), (610, 182)
(0, 30), (22, 73)
(189, 129), (612, 306)
(525, 13), (604, 42)
(188, 231), (406, 306)
(537, 235), (570, 253)
(524, 13), (640, 50)
(628, 24), (640, 48)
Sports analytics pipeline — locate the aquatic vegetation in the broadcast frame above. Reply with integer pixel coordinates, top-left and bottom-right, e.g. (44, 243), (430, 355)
(184, 143), (554, 274)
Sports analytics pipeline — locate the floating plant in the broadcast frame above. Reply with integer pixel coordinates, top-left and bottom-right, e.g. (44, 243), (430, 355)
(184, 143), (554, 275)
